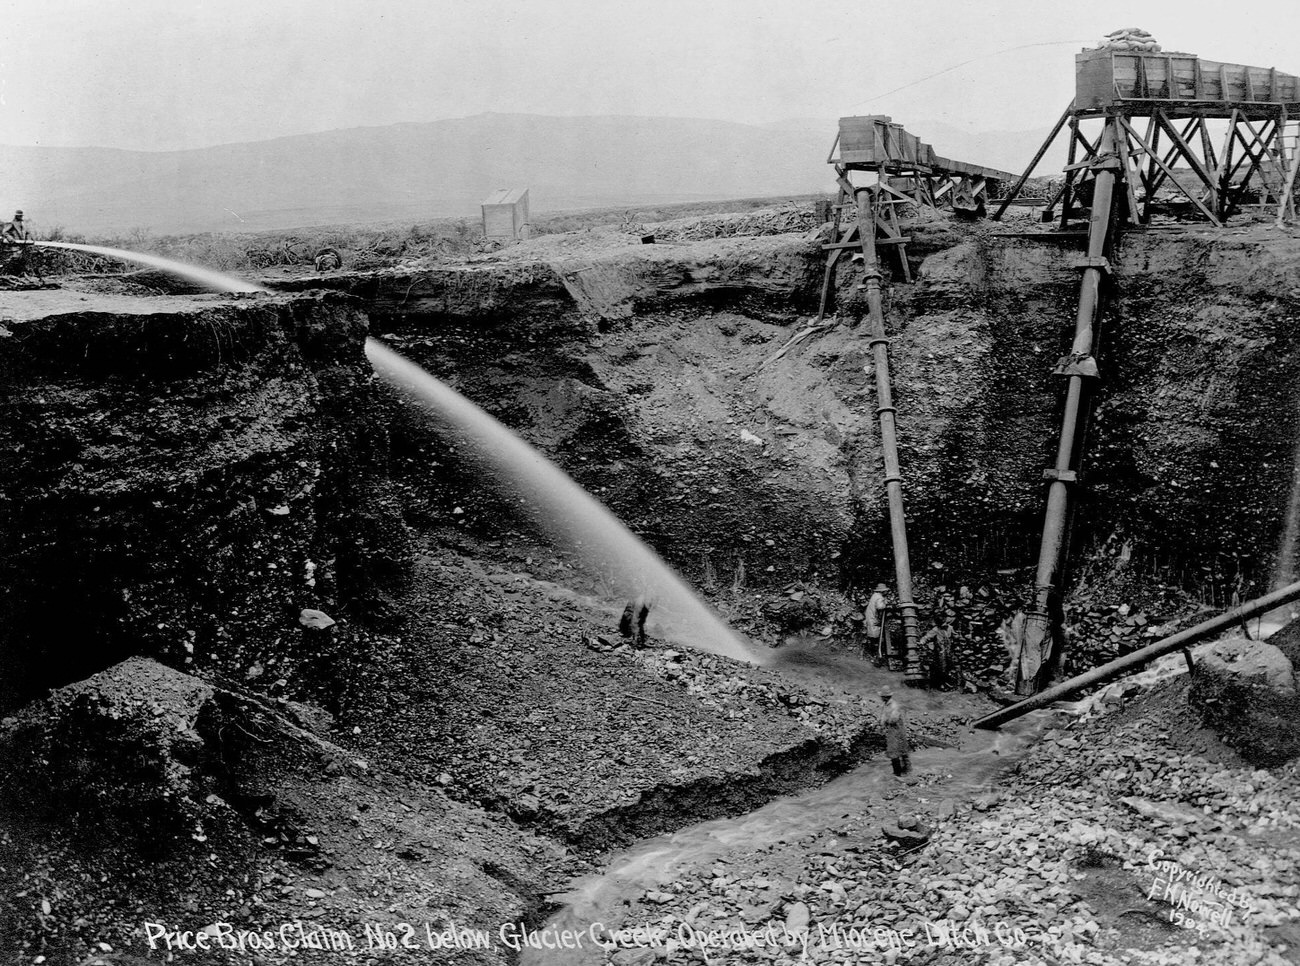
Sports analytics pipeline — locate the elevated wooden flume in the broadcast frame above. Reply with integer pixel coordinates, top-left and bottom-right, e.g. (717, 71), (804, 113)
(824, 35), (1300, 701)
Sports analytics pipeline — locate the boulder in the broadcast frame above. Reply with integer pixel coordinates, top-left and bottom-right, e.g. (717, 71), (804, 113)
(0, 656), (346, 853)
(1198, 639), (1296, 693)
(1188, 639), (1300, 767)
(0, 656), (215, 847)
(881, 823), (931, 848)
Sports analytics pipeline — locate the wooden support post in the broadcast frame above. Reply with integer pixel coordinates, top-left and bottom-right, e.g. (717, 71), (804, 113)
(1118, 116), (1221, 224)
(1115, 127), (1143, 225)
(1277, 115), (1300, 227)
(1215, 109), (1239, 219)
(1231, 119), (1281, 208)
(1058, 116), (1080, 227)
(994, 102), (1074, 220)
(1151, 111), (1220, 203)
(1145, 115), (1162, 195)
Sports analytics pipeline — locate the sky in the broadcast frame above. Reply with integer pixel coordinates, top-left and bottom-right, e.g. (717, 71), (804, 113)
(2, 0), (1299, 151)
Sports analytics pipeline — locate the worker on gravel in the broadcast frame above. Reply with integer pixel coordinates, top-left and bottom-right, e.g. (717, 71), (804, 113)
(618, 595), (650, 648)
(919, 614), (957, 690)
(865, 582), (891, 666)
(879, 688), (911, 776)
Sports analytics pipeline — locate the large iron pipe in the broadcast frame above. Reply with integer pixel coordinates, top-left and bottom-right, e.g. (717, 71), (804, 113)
(854, 189), (922, 682)
(1020, 120), (1122, 693)
(975, 579), (1300, 730)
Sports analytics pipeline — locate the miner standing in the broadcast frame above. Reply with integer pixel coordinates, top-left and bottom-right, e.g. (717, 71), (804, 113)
(879, 688), (911, 776)
(865, 582), (890, 666)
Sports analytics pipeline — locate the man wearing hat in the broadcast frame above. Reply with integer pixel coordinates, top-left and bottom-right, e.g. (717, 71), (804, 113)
(920, 613), (957, 690)
(865, 582), (891, 666)
(3, 210), (29, 242)
(879, 688), (911, 776)
(2, 209), (37, 279)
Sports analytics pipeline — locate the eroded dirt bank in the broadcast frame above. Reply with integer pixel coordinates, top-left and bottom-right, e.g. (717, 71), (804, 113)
(344, 220), (1300, 661)
(4, 215), (1300, 963)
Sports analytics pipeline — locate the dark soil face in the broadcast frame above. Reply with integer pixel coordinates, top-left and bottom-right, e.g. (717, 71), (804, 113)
(5, 216), (1300, 963)
(0, 294), (406, 712)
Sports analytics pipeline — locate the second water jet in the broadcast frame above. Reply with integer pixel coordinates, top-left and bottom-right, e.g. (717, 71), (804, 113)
(366, 337), (757, 665)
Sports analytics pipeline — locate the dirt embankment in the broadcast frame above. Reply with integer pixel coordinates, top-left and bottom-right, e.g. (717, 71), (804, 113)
(348, 221), (1300, 624)
(6, 216), (1300, 963)
(0, 290), (407, 713)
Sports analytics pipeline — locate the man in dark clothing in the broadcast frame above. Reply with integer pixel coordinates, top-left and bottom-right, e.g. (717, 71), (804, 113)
(619, 596), (650, 648)
(3, 210), (30, 241)
(919, 615), (957, 690)
(1, 210), (39, 280)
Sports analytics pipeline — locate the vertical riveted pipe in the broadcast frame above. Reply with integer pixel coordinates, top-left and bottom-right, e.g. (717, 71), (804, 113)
(1023, 118), (1122, 693)
(854, 188), (922, 682)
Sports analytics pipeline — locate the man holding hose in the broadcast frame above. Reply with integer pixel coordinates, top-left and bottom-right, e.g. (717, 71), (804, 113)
(1, 210), (40, 280)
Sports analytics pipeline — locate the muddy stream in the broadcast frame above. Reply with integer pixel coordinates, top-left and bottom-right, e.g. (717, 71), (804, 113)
(521, 639), (1066, 966)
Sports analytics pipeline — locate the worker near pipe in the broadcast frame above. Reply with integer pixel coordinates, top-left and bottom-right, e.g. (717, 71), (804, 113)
(865, 582), (892, 666)
(878, 688), (911, 776)
(919, 613), (957, 690)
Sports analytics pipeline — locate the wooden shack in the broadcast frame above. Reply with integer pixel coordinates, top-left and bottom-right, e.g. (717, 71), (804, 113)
(480, 187), (530, 241)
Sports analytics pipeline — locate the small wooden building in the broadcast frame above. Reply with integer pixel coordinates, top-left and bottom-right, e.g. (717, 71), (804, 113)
(480, 187), (530, 241)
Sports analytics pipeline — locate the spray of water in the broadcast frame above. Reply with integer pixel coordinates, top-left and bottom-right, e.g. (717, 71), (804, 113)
(366, 338), (757, 664)
(29, 241), (755, 662)
(29, 240), (267, 293)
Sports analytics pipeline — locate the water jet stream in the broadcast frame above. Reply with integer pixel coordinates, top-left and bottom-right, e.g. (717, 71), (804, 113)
(28, 241), (755, 663)
(28, 240), (268, 293)
(365, 338), (757, 664)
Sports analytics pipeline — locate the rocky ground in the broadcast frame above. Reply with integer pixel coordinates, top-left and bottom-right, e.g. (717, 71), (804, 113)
(586, 671), (1300, 966)
(4, 204), (1300, 965)
(335, 530), (990, 852)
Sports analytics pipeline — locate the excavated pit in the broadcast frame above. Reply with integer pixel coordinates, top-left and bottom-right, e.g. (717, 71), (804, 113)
(5, 217), (1300, 961)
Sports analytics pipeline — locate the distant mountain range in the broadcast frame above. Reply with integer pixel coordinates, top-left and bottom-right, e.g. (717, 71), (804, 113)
(0, 113), (1066, 236)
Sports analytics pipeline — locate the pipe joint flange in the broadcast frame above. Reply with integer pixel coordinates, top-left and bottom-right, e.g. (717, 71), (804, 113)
(876, 405), (898, 416)
(1042, 468), (1079, 483)
(1071, 255), (1111, 272)
(1051, 352), (1099, 378)
(867, 336), (891, 348)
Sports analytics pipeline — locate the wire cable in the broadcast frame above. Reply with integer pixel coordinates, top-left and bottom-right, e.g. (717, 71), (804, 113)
(848, 40), (1090, 110)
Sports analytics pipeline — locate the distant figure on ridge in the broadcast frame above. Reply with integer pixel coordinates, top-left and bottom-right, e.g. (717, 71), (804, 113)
(879, 688), (911, 776)
(313, 247), (342, 272)
(3, 209), (30, 242)
(1, 210), (40, 280)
